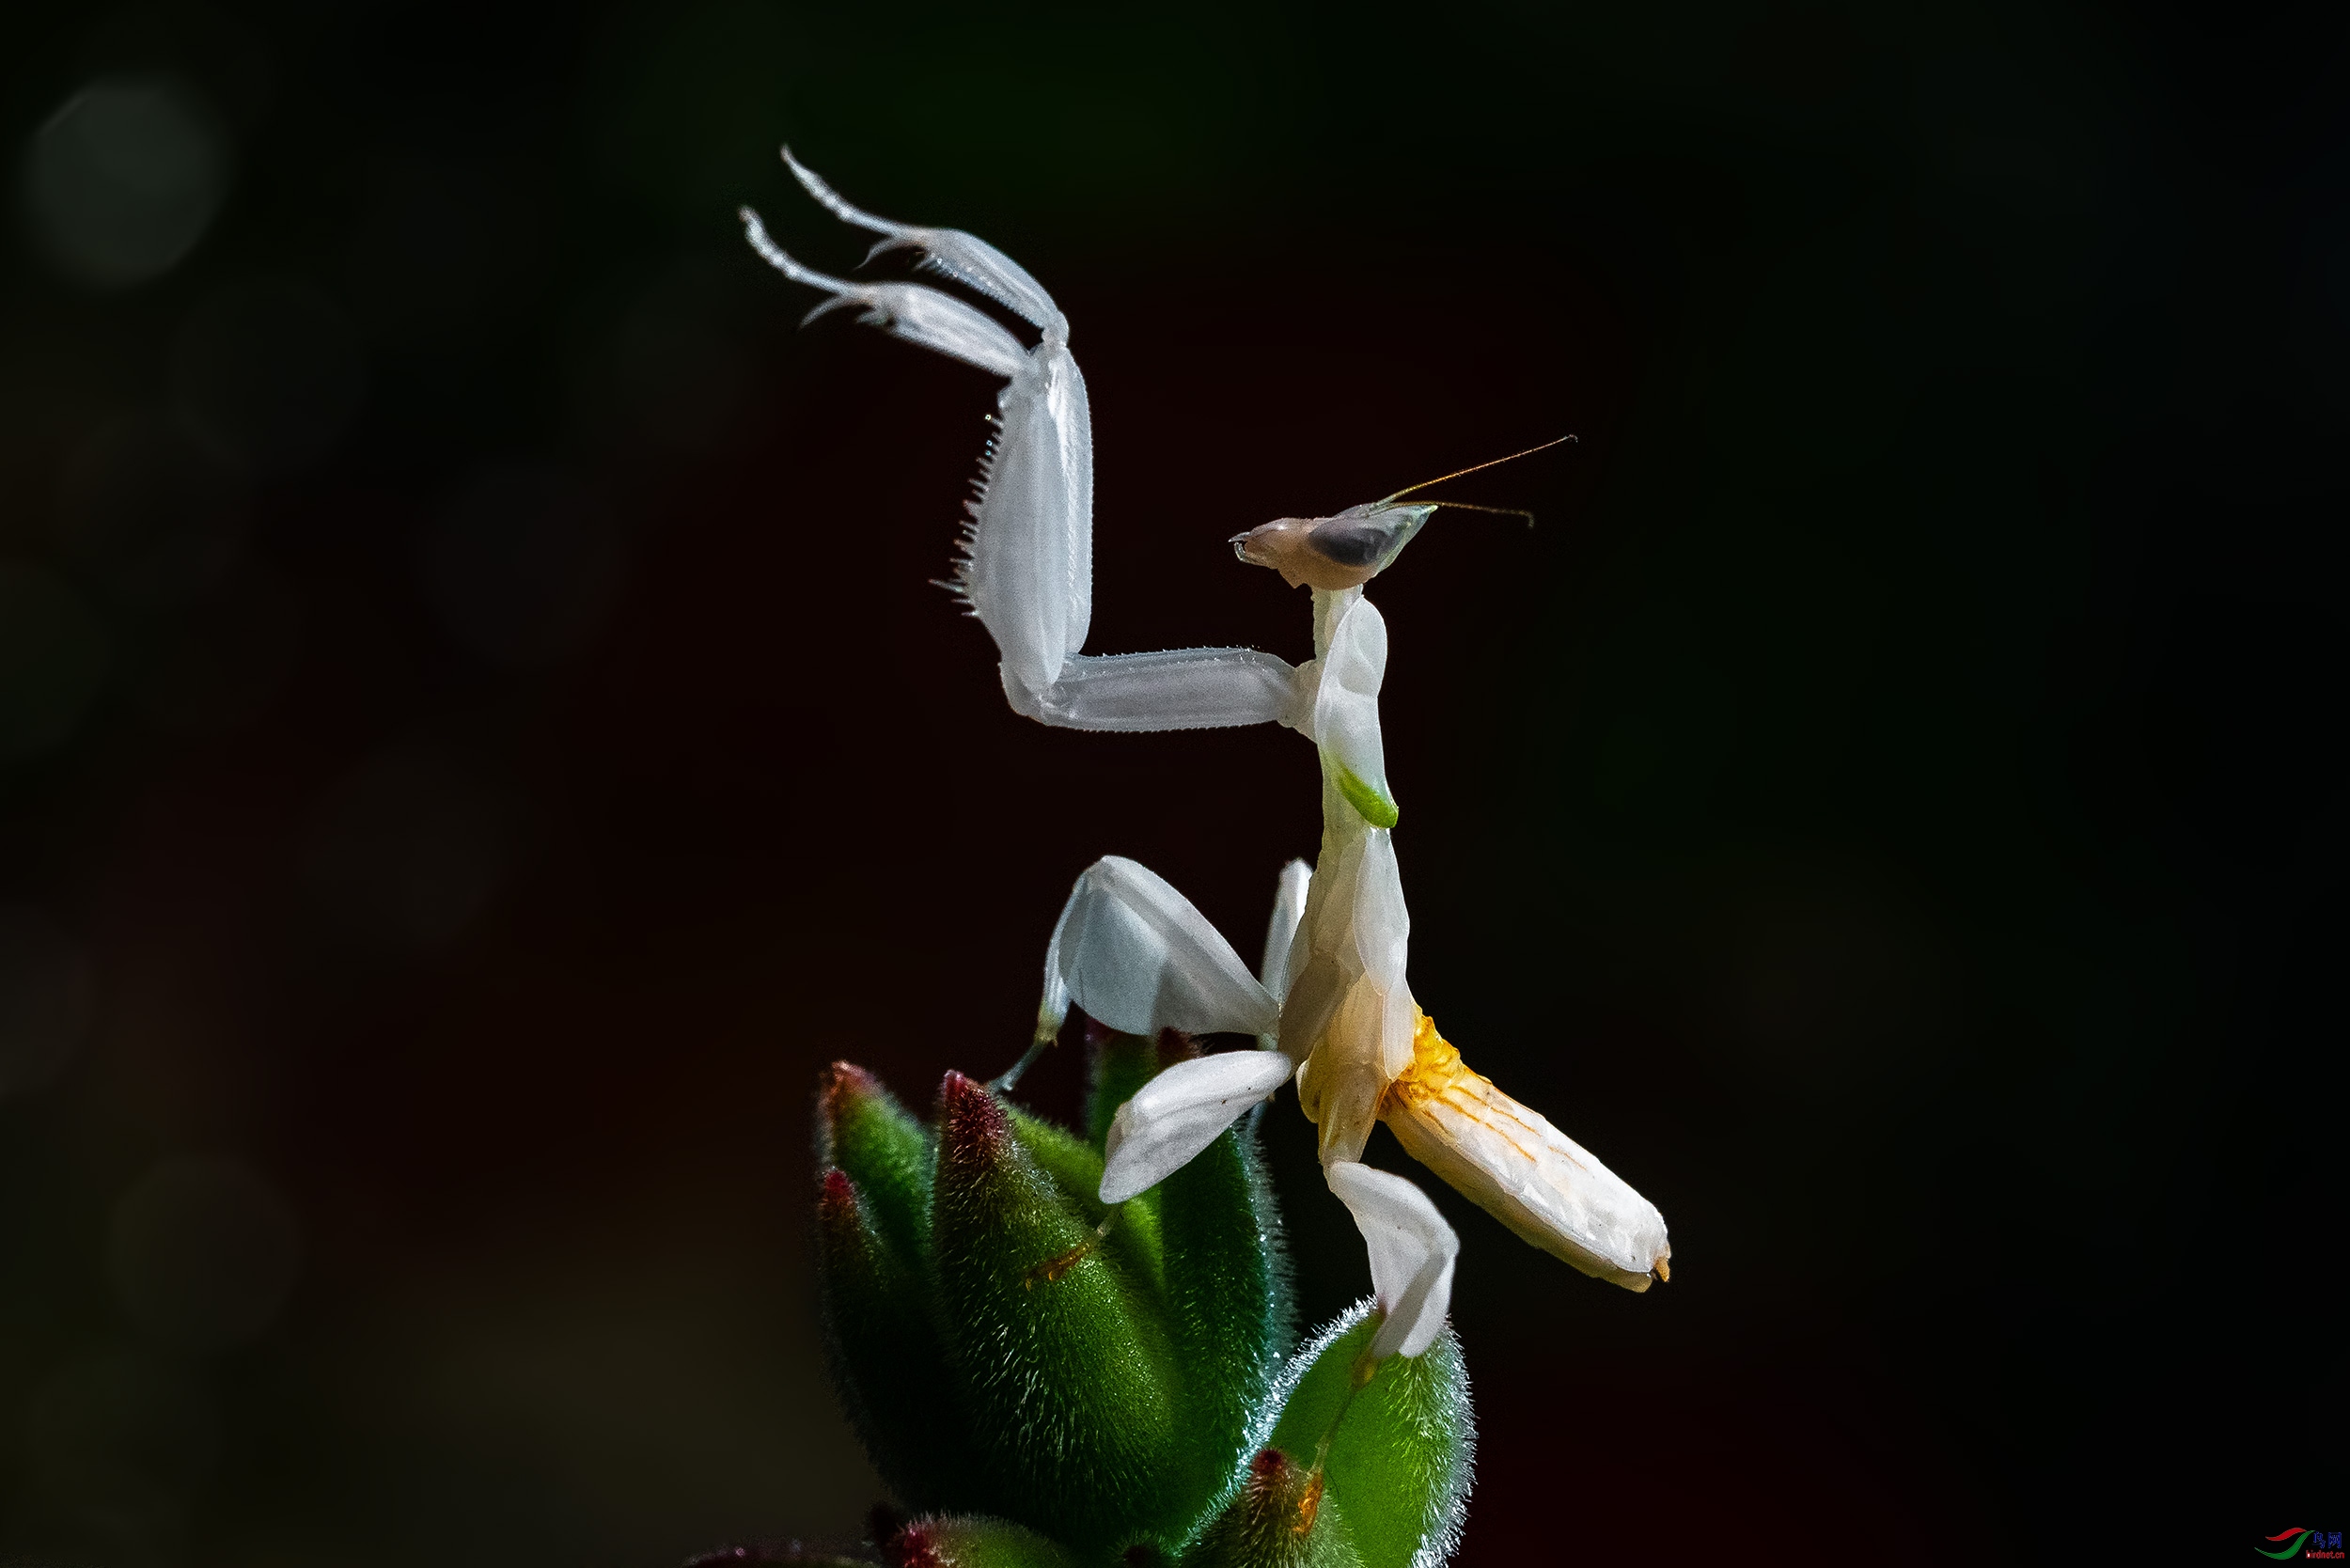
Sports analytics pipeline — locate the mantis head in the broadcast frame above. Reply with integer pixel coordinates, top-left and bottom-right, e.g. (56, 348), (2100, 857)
(1230, 503), (1438, 591)
(1228, 436), (1571, 592)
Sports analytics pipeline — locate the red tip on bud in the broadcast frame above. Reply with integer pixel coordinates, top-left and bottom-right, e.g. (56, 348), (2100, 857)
(819, 1059), (883, 1122)
(1234, 1447), (1323, 1539)
(815, 1167), (867, 1251)
(815, 1061), (887, 1166)
(936, 1070), (1011, 1168)
(882, 1521), (942, 1568)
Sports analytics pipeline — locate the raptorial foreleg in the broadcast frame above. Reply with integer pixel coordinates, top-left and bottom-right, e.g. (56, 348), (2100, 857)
(780, 149), (1067, 341)
(744, 160), (1307, 736)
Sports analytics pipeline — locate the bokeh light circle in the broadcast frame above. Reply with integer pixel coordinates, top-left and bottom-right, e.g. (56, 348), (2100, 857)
(21, 76), (230, 289)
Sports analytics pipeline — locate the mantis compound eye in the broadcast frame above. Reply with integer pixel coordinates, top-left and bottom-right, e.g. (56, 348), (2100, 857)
(1230, 505), (1436, 592)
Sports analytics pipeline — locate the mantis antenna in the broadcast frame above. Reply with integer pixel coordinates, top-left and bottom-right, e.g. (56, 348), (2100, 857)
(1377, 434), (1577, 506)
(1416, 499), (1539, 525)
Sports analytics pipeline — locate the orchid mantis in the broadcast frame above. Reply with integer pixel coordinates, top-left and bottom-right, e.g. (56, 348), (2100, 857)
(744, 154), (1669, 1370)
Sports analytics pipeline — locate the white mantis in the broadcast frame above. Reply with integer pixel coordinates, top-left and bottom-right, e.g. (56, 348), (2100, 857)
(743, 153), (1668, 1366)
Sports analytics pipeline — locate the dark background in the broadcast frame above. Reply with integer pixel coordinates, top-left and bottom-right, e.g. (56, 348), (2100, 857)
(2, 1), (2341, 1563)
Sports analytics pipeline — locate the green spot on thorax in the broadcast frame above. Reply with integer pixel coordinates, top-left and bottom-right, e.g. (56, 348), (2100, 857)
(1333, 765), (1399, 830)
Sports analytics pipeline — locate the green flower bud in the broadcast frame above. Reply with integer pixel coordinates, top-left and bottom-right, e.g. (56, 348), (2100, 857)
(1260, 1303), (1472, 1568)
(814, 1167), (979, 1512)
(1157, 1105), (1293, 1526)
(1183, 1448), (1366, 1568)
(819, 1061), (932, 1266)
(1078, 1027), (1296, 1532)
(931, 1072), (1184, 1556)
(1085, 1027), (1163, 1149)
(1007, 1102), (1164, 1295)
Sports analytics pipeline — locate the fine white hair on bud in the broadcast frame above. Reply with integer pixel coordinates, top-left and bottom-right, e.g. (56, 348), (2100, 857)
(1042, 856), (1279, 1042)
(1324, 1160), (1459, 1360)
(1098, 1049), (1296, 1205)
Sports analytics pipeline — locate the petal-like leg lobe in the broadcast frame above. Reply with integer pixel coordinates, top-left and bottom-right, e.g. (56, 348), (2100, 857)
(1325, 1160), (1459, 1360)
(1042, 856), (1279, 1041)
(1099, 1049), (1294, 1204)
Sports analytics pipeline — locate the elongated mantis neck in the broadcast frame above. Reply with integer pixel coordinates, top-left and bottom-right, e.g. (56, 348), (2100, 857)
(1307, 586), (1382, 838)
(1309, 586), (1362, 661)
